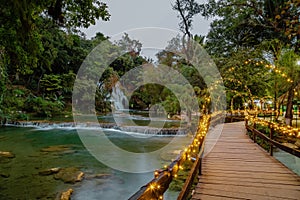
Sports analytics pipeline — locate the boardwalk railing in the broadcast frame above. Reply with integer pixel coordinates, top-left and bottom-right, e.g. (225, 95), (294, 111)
(245, 118), (300, 158)
(129, 113), (225, 200)
(225, 110), (245, 122)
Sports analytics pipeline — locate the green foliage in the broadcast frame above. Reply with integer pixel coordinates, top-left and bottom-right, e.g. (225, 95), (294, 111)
(195, 0), (300, 111)
(41, 74), (63, 92)
(199, 0), (298, 55)
(0, 0), (110, 82)
(169, 159), (194, 191)
(25, 95), (64, 118)
(0, 0), (110, 119)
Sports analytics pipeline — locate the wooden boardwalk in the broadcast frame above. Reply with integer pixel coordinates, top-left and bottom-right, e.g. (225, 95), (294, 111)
(192, 122), (300, 200)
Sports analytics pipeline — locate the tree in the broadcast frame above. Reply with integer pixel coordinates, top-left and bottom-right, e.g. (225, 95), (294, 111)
(172, 0), (201, 38)
(0, 0), (110, 83)
(0, 1), (110, 119)
(199, 0), (299, 55)
(276, 49), (300, 124)
(198, 0), (299, 123)
(172, 0), (202, 60)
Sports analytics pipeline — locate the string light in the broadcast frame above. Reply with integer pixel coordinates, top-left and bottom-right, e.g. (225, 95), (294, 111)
(241, 59), (294, 83)
(150, 184), (155, 190)
(145, 114), (212, 198)
(246, 114), (300, 138)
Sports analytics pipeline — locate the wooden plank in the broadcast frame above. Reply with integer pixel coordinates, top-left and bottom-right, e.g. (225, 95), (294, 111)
(192, 193), (245, 200)
(199, 172), (300, 181)
(199, 175), (300, 185)
(193, 188), (290, 200)
(202, 167), (296, 175)
(196, 183), (300, 199)
(198, 178), (300, 190)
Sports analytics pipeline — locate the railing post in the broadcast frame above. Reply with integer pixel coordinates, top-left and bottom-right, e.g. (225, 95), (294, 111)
(198, 157), (202, 175)
(269, 124), (273, 156)
(253, 122), (256, 143)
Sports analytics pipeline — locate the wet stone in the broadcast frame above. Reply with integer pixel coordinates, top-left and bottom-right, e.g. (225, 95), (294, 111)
(41, 145), (71, 153)
(85, 173), (112, 180)
(59, 188), (73, 200)
(0, 151), (15, 158)
(39, 167), (61, 176)
(0, 173), (10, 178)
(53, 167), (84, 184)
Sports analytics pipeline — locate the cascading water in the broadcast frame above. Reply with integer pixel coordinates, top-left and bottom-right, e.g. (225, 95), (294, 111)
(110, 82), (129, 111)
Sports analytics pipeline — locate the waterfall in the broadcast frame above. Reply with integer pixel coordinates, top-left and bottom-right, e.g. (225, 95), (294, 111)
(110, 83), (129, 111)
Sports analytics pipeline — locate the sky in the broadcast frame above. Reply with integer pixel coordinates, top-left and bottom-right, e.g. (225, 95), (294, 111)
(81, 0), (212, 39)
(81, 0), (212, 61)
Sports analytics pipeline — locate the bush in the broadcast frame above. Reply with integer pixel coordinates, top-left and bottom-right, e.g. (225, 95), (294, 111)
(25, 96), (64, 117)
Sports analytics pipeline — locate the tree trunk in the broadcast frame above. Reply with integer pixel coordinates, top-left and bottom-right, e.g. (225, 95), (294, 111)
(285, 86), (294, 125)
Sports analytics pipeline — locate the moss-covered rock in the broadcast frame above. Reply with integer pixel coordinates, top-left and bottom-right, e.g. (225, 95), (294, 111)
(39, 167), (61, 176)
(54, 167), (84, 184)
(59, 188), (73, 200)
(41, 145), (71, 153)
(0, 151), (15, 158)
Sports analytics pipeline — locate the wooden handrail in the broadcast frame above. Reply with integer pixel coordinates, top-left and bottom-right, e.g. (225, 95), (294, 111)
(128, 113), (225, 200)
(177, 139), (204, 200)
(128, 156), (183, 200)
(245, 123), (300, 158)
(128, 140), (203, 200)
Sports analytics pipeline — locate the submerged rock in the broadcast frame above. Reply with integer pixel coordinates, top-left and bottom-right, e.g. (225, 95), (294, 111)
(60, 188), (73, 200)
(54, 167), (84, 184)
(0, 151), (15, 158)
(39, 167), (61, 176)
(85, 173), (112, 180)
(0, 173), (10, 178)
(41, 145), (71, 153)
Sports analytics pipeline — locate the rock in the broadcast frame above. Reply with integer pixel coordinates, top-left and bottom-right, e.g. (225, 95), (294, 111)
(295, 140), (300, 148)
(93, 173), (111, 179)
(0, 173), (10, 178)
(76, 172), (84, 182)
(54, 167), (84, 184)
(41, 145), (71, 153)
(85, 173), (111, 180)
(56, 150), (77, 155)
(0, 151), (15, 158)
(39, 167), (61, 176)
(60, 188), (73, 200)
(282, 143), (298, 149)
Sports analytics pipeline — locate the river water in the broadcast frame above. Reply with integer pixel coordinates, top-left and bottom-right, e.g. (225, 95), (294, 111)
(0, 113), (186, 200)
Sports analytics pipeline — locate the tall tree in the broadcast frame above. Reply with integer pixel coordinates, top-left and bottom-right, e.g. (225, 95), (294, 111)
(199, 0), (299, 124)
(0, 0), (110, 82)
(200, 0), (299, 55)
